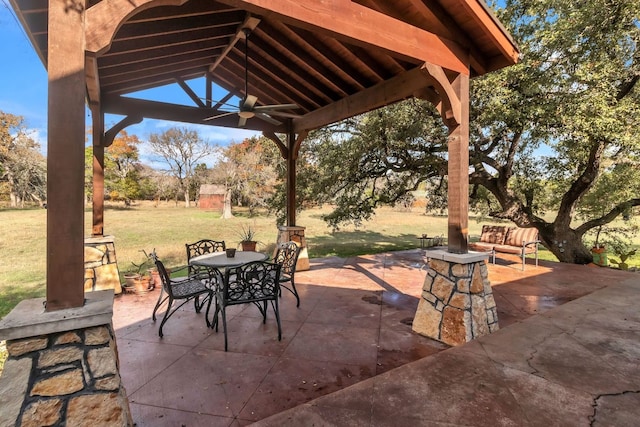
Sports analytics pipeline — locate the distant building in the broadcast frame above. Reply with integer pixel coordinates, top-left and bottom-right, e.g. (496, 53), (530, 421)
(199, 184), (225, 211)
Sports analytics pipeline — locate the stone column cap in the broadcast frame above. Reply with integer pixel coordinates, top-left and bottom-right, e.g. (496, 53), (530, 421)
(278, 226), (306, 231)
(426, 249), (489, 264)
(84, 235), (115, 244)
(0, 290), (114, 341)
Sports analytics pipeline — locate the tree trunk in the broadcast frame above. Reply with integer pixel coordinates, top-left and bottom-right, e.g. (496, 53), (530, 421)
(184, 189), (190, 208)
(222, 187), (234, 219)
(537, 227), (593, 264)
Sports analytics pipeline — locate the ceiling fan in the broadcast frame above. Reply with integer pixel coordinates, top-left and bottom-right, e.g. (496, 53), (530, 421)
(204, 28), (300, 127)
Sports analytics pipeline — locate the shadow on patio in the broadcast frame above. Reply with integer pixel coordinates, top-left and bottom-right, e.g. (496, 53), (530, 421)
(113, 249), (635, 426)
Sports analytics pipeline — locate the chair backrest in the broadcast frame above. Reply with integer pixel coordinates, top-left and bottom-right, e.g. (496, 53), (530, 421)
(223, 261), (281, 304)
(154, 257), (174, 297)
(273, 241), (301, 276)
(186, 239), (225, 275)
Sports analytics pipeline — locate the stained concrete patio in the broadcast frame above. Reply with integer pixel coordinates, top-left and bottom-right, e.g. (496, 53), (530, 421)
(113, 249), (639, 426)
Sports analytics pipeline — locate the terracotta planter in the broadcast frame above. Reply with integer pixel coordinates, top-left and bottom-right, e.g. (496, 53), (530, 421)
(123, 273), (140, 293)
(133, 276), (151, 294)
(241, 241), (257, 252)
(149, 268), (169, 290)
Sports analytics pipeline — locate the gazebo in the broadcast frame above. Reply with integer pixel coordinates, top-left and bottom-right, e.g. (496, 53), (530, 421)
(0, 0), (518, 424)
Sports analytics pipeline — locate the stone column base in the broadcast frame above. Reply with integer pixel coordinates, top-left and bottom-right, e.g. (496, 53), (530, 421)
(276, 226), (309, 271)
(0, 290), (132, 426)
(412, 250), (498, 346)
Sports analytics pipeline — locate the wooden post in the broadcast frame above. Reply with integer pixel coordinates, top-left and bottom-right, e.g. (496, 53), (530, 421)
(46, 0), (86, 310)
(286, 127), (296, 227)
(446, 73), (469, 253)
(91, 107), (104, 236)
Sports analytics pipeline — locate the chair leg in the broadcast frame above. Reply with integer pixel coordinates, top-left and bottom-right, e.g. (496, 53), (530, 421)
(272, 299), (282, 341)
(212, 301), (220, 331)
(158, 297), (174, 338)
(263, 301), (268, 323)
(290, 278), (300, 308)
(280, 279), (301, 308)
(221, 306), (229, 351)
(152, 288), (168, 321)
(194, 295), (204, 313)
(204, 293), (213, 328)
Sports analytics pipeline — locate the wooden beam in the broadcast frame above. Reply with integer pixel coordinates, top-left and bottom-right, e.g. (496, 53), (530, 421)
(217, 0), (470, 74)
(263, 131), (287, 158)
(459, 0), (519, 65)
(293, 130), (309, 160)
(208, 15), (260, 73)
(85, 53), (100, 105)
(176, 78), (206, 108)
(104, 115), (143, 147)
(46, 0), (86, 310)
(422, 63), (461, 126)
(292, 65), (431, 132)
(86, 0), (189, 54)
(102, 94), (286, 133)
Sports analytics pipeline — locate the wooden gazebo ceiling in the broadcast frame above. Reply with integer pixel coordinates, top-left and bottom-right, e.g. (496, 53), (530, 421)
(11, 0), (518, 134)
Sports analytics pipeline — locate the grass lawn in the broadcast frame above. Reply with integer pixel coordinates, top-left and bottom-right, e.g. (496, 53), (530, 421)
(1, 202), (637, 320)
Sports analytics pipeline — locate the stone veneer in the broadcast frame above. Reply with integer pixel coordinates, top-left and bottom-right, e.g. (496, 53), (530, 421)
(276, 226), (309, 271)
(412, 250), (499, 346)
(0, 290), (132, 426)
(84, 235), (122, 294)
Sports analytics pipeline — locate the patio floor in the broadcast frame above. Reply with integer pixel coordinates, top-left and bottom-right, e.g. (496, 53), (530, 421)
(113, 249), (638, 426)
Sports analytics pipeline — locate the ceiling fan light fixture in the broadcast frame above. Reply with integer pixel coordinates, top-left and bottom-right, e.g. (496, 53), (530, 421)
(238, 110), (255, 119)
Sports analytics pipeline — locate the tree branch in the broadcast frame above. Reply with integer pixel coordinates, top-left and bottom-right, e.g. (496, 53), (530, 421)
(576, 198), (640, 235)
(556, 139), (606, 228)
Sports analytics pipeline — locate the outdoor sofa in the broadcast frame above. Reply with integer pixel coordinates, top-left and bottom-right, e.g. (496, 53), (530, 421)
(469, 225), (540, 270)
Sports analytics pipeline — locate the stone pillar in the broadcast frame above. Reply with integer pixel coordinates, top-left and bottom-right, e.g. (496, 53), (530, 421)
(276, 226), (309, 271)
(412, 250), (498, 346)
(0, 291), (132, 426)
(85, 235), (122, 294)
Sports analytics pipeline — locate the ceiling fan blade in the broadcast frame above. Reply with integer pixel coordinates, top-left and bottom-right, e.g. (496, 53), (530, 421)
(241, 94), (258, 110)
(253, 104), (298, 111)
(238, 116), (248, 127)
(259, 111), (302, 119)
(254, 112), (282, 126)
(203, 111), (236, 121)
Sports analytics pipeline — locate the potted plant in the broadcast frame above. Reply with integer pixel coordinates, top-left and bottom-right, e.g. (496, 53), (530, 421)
(237, 225), (258, 251)
(610, 249), (636, 270)
(589, 225), (608, 266)
(128, 249), (154, 294)
(609, 239), (637, 271)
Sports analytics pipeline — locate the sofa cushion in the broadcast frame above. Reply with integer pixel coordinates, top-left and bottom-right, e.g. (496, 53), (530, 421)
(479, 225), (508, 244)
(469, 241), (495, 252)
(504, 227), (539, 247)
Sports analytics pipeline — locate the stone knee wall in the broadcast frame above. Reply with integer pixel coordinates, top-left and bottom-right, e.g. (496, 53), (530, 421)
(412, 258), (499, 346)
(0, 324), (132, 426)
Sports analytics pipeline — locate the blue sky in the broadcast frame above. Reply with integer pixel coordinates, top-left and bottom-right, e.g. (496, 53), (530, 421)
(0, 1), (259, 165)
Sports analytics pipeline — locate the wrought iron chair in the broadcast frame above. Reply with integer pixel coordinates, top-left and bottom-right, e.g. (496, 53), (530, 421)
(186, 239), (226, 278)
(211, 261), (282, 351)
(185, 239), (225, 310)
(150, 253), (214, 338)
(273, 241), (302, 307)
